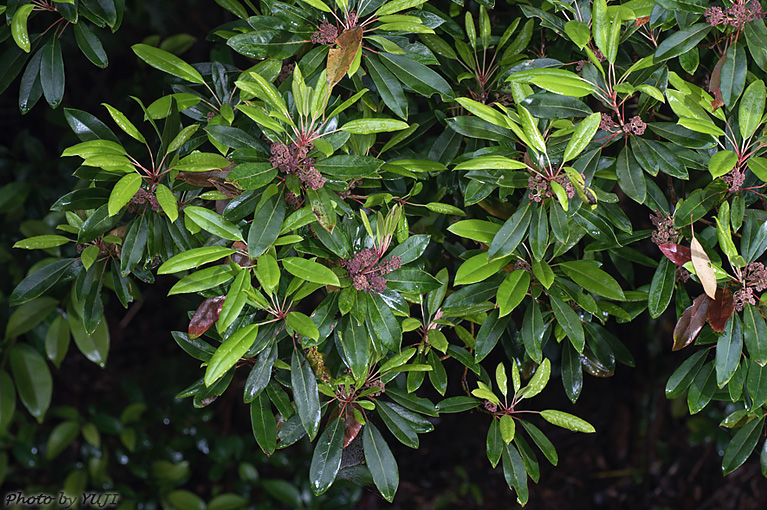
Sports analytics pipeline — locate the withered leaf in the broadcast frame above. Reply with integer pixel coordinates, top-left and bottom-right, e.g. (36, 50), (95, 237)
(690, 236), (717, 299)
(707, 287), (734, 333)
(188, 295), (226, 339)
(342, 404), (362, 448)
(658, 243), (692, 266)
(327, 27), (363, 87)
(672, 294), (712, 351)
(709, 53), (726, 111)
(177, 170), (231, 188)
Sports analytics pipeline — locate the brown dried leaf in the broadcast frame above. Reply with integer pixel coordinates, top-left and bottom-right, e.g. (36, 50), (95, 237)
(709, 54), (725, 112)
(658, 243), (692, 266)
(176, 170), (230, 188)
(690, 236), (717, 299)
(672, 294), (712, 351)
(188, 295), (226, 339)
(707, 287), (734, 333)
(342, 404), (363, 448)
(327, 27), (363, 87)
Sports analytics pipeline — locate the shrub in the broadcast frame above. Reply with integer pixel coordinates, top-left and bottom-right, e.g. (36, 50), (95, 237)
(3, 0), (767, 505)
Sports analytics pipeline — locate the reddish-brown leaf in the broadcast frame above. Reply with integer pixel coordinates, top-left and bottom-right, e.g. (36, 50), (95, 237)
(327, 27), (363, 87)
(176, 170), (230, 188)
(229, 241), (251, 267)
(342, 404), (362, 448)
(707, 288), (735, 333)
(188, 295), (226, 339)
(658, 243), (692, 266)
(672, 294), (712, 351)
(709, 53), (726, 111)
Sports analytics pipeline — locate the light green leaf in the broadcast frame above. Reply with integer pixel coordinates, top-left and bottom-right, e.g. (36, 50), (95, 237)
(132, 43), (204, 84)
(108, 173), (142, 216)
(282, 257), (340, 286)
(204, 324), (258, 386)
(540, 410), (595, 433)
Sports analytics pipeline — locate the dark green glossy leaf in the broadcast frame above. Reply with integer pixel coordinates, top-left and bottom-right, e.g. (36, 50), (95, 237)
(291, 349), (321, 440)
(40, 37), (64, 108)
(250, 392), (277, 455)
(10, 344), (52, 423)
(10, 259), (78, 306)
(309, 417), (344, 495)
(475, 309), (512, 362)
(722, 417), (764, 475)
(364, 423), (399, 502)
(648, 257), (676, 318)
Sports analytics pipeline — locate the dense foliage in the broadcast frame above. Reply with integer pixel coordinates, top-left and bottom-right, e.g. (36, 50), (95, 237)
(3, 0), (767, 505)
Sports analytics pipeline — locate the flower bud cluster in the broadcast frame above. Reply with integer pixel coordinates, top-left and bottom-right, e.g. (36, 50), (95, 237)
(622, 115), (646, 135)
(342, 247), (402, 293)
(723, 167), (745, 192)
(270, 141), (326, 190)
(311, 21), (338, 45)
(734, 262), (767, 311)
(650, 210), (678, 245)
(129, 188), (160, 212)
(527, 174), (575, 203)
(706, 1), (765, 28)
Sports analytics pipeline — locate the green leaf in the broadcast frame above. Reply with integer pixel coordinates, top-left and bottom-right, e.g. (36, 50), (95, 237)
(447, 220), (501, 244)
(46, 421), (80, 460)
(218, 270), (251, 334)
(10, 259), (78, 306)
(501, 443), (528, 505)
(709, 150), (738, 179)
(10, 344), (52, 423)
(716, 316), (742, 388)
(363, 423), (399, 503)
(158, 247), (237, 274)
(132, 43), (204, 84)
(455, 253), (508, 286)
(739, 80), (765, 140)
(11, 5), (35, 53)
(40, 37), (65, 109)
(309, 418), (344, 495)
(475, 310), (512, 362)
(167, 491), (206, 510)
(720, 43), (747, 108)
(722, 417), (764, 475)
(367, 53), (408, 120)
(379, 52), (454, 100)
(155, 184), (178, 223)
(367, 293), (402, 352)
(286, 311), (319, 341)
(248, 194), (284, 258)
(500, 414), (516, 444)
(496, 270), (530, 318)
(517, 106), (546, 154)
(648, 257), (676, 318)
(520, 420), (558, 465)
(616, 146), (645, 203)
(488, 201), (532, 260)
(251, 393), (277, 455)
(377, 400), (419, 448)
(565, 19), (590, 49)
(205, 324), (258, 387)
(101, 103), (146, 143)
(185, 206), (243, 241)
(13, 235), (70, 250)
(487, 419), (503, 468)
(341, 118), (409, 134)
(559, 261), (625, 300)
(743, 303), (767, 365)
(521, 358), (551, 400)
(654, 24), (711, 62)
(5, 297), (58, 340)
(550, 294), (585, 352)
(108, 173), (141, 216)
(74, 22), (108, 68)
(292, 349), (321, 440)
(563, 113), (600, 163)
(375, 0), (427, 16)
(0, 370), (16, 433)
(385, 268), (442, 293)
(168, 266), (234, 296)
(540, 410), (595, 433)
(282, 257), (339, 286)
(68, 304), (109, 367)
